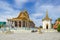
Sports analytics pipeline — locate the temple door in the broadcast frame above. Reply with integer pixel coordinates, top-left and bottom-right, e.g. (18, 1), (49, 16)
(46, 24), (48, 29)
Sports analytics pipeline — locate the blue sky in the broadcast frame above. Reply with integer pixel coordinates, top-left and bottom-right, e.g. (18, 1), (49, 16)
(0, 0), (60, 27)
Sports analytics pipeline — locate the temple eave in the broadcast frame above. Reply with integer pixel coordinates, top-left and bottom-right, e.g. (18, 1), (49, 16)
(42, 18), (52, 21)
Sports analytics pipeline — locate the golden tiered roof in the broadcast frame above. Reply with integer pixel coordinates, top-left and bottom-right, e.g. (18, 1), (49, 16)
(17, 10), (29, 19)
(42, 10), (51, 21)
(7, 10), (31, 21)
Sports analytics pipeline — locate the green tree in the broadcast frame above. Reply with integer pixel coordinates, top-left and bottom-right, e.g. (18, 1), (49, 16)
(57, 24), (60, 32)
(57, 18), (60, 21)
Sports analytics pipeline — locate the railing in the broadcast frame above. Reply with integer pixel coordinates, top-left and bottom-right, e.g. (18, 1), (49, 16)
(0, 27), (37, 31)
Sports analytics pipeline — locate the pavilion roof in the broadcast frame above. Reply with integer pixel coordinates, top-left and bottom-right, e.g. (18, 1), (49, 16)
(42, 10), (52, 21)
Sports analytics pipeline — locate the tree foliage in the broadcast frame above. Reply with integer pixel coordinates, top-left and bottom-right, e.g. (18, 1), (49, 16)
(57, 24), (60, 32)
(57, 18), (60, 21)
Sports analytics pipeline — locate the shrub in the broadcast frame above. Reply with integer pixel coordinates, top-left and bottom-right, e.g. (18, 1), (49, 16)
(57, 24), (60, 32)
(57, 18), (60, 21)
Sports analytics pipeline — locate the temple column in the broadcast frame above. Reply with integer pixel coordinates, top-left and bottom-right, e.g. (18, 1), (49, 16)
(25, 21), (27, 27)
(21, 21), (23, 27)
(17, 21), (19, 27)
(14, 21), (15, 27)
(27, 21), (29, 27)
(26, 22), (27, 27)
(13, 21), (15, 27)
(8, 20), (10, 27)
(9, 21), (12, 27)
(28, 22), (29, 27)
(11, 21), (15, 28)
(27, 22), (28, 27)
(24, 21), (26, 27)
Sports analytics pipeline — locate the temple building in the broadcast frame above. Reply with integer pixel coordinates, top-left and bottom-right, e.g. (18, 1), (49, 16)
(42, 10), (52, 29)
(7, 10), (35, 28)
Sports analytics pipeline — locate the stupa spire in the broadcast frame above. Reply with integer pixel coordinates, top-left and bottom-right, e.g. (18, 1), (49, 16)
(42, 10), (51, 21)
(45, 10), (49, 18)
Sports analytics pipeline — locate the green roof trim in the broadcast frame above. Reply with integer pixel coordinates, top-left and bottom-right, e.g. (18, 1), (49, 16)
(0, 22), (6, 25)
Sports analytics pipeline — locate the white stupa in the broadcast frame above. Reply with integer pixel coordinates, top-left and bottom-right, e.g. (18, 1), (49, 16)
(42, 10), (52, 29)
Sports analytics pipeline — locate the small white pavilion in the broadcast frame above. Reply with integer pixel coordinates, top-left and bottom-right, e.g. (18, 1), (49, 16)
(42, 10), (52, 29)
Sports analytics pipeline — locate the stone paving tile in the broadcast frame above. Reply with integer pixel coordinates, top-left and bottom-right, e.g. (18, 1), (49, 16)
(0, 32), (60, 40)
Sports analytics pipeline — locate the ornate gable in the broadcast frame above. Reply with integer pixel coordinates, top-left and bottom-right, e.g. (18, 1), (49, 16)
(17, 10), (29, 19)
(17, 11), (25, 18)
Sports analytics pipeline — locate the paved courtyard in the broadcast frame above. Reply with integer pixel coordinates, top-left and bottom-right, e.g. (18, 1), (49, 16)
(0, 32), (60, 40)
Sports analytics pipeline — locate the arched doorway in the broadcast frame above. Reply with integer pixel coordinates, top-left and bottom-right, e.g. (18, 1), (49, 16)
(46, 24), (48, 29)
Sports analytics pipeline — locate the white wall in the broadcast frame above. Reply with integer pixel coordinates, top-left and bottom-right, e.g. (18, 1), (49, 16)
(42, 20), (51, 29)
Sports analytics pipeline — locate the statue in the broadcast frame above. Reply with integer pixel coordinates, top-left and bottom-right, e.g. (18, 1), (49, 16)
(38, 28), (42, 34)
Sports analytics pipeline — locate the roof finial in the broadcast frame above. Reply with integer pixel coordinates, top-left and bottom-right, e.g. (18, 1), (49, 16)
(46, 9), (49, 18)
(42, 9), (51, 21)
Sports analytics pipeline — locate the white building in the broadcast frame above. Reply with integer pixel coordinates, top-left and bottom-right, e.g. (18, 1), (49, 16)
(42, 10), (52, 29)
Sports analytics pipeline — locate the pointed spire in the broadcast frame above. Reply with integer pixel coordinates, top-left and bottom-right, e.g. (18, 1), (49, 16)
(45, 10), (49, 18)
(42, 10), (51, 21)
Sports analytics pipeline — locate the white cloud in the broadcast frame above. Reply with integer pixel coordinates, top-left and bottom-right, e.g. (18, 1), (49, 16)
(15, 0), (28, 3)
(0, 1), (20, 22)
(14, 0), (36, 8)
(0, 0), (60, 27)
(30, 15), (42, 27)
(14, 0), (36, 4)
(30, 13), (43, 27)
(30, 1), (60, 27)
(14, 0), (28, 8)
(40, 5), (60, 19)
(30, 13), (43, 18)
